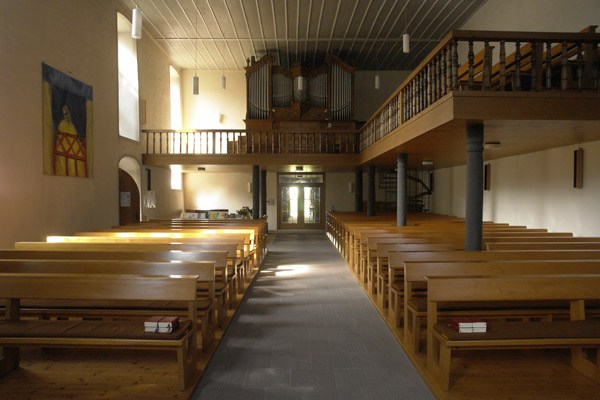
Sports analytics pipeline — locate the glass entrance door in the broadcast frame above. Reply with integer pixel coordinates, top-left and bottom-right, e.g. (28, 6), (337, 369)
(278, 174), (325, 229)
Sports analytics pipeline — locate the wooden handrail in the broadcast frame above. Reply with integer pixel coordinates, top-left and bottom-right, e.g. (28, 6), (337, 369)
(358, 27), (600, 152)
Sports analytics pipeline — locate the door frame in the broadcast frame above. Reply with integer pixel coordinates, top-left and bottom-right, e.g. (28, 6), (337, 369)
(277, 173), (326, 230)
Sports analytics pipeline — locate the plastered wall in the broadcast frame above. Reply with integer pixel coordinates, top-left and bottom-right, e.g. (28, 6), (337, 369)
(0, 1), (179, 247)
(430, 0), (600, 236)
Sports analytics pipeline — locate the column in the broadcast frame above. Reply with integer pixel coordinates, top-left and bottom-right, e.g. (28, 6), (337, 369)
(465, 124), (484, 251)
(397, 153), (407, 226)
(260, 169), (267, 218)
(367, 165), (376, 217)
(355, 168), (363, 212)
(252, 165), (260, 219)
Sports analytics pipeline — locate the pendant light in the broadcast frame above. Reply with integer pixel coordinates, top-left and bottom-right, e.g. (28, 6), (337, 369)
(132, 6), (142, 39)
(402, 1), (410, 53)
(375, 53), (380, 90)
(192, 1), (199, 95)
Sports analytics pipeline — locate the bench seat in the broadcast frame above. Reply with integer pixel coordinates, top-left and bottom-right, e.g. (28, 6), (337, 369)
(434, 320), (600, 343)
(0, 319), (192, 340)
(11, 299), (213, 311)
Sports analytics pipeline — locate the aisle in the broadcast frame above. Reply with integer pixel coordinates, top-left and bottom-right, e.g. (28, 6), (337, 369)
(191, 231), (434, 400)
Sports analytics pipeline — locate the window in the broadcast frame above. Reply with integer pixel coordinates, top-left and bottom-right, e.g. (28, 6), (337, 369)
(116, 13), (140, 141)
(170, 66), (182, 130)
(170, 165), (182, 190)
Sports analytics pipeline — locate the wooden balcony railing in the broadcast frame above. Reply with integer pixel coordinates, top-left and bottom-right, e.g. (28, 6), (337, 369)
(143, 129), (359, 155)
(359, 29), (600, 151)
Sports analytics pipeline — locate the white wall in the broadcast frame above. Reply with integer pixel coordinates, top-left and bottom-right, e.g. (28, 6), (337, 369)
(182, 70), (246, 129)
(433, 141), (600, 236)
(183, 171), (277, 229)
(354, 71), (411, 122)
(461, 0), (600, 32)
(430, 0), (600, 236)
(326, 172), (356, 212)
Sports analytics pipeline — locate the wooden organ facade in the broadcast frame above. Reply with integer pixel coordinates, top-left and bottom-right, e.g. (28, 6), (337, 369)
(244, 54), (358, 133)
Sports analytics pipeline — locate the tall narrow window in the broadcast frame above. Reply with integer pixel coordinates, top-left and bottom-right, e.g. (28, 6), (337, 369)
(169, 66), (182, 153)
(117, 13), (140, 141)
(170, 66), (182, 130)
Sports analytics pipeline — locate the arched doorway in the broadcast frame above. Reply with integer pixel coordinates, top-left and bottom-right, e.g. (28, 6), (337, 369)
(119, 169), (140, 225)
(118, 157), (141, 226)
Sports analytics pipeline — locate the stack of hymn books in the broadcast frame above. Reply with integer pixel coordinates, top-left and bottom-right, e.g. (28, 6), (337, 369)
(450, 317), (487, 333)
(144, 316), (180, 333)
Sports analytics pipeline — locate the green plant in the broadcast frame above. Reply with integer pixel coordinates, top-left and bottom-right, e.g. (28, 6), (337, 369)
(236, 206), (252, 218)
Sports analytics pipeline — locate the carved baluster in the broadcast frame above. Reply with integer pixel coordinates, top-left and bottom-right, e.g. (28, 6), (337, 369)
(530, 41), (537, 91)
(546, 41), (552, 90)
(594, 42), (600, 91)
(410, 79), (417, 115)
(428, 64), (433, 105)
(442, 49), (447, 95)
(468, 40), (474, 90)
(437, 55), (442, 98)
(515, 40), (522, 91)
(452, 41), (459, 89)
(421, 70), (426, 108)
(420, 72), (424, 111)
(561, 41), (568, 91)
(483, 40), (491, 90)
(403, 91), (407, 122)
(577, 43), (583, 91)
(499, 40), (506, 91)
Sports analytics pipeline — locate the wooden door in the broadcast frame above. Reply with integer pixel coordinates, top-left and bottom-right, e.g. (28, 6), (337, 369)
(119, 169), (140, 226)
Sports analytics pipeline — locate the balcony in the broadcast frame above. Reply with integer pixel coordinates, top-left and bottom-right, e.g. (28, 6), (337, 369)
(142, 28), (600, 170)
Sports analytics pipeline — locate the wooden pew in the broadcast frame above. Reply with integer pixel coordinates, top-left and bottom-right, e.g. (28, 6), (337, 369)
(45, 236), (249, 296)
(404, 260), (600, 353)
(79, 231), (254, 287)
(0, 273), (198, 390)
(487, 242), (600, 250)
(372, 243), (454, 303)
(0, 259), (216, 352)
(427, 275), (600, 391)
(2, 248), (231, 327)
(387, 250), (600, 329)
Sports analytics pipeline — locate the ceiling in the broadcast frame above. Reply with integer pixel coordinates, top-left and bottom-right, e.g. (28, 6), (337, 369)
(119, 0), (486, 71)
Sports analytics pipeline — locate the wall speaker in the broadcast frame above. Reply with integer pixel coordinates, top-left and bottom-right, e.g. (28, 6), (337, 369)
(574, 149), (583, 189)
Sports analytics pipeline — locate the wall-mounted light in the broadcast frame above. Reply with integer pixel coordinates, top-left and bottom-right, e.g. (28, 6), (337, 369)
(484, 141), (501, 149)
(132, 6), (143, 39)
(375, 73), (380, 90)
(422, 160), (434, 166)
(348, 182), (354, 193)
(247, 182), (252, 193)
(297, 76), (303, 91)
(221, 73), (226, 90)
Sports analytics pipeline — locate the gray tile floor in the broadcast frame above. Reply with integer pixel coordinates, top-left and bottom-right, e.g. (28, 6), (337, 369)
(191, 231), (435, 400)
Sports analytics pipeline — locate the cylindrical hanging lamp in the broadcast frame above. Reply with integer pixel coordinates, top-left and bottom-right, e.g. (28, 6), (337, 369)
(132, 7), (143, 39)
(193, 75), (199, 95)
(403, 33), (410, 53)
